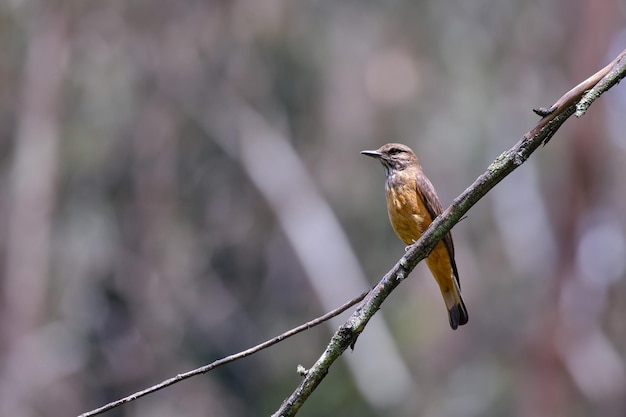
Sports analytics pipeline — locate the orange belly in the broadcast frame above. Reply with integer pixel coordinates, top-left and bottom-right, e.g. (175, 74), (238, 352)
(386, 178), (429, 245)
(386, 178), (456, 295)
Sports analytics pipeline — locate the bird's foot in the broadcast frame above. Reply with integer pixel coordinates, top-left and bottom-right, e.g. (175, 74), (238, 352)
(404, 240), (417, 252)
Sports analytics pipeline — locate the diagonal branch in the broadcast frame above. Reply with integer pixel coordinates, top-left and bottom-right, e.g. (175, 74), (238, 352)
(531, 48), (626, 142)
(271, 47), (626, 417)
(79, 47), (626, 417)
(77, 290), (368, 417)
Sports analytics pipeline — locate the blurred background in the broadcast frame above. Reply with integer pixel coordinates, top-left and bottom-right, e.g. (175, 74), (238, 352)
(1, 0), (626, 416)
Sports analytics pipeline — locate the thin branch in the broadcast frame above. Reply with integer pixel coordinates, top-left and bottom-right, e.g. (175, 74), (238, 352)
(576, 49), (626, 117)
(271, 47), (626, 417)
(531, 48), (626, 143)
(78, 289), (369, 417)
(80, 47), (626, 417)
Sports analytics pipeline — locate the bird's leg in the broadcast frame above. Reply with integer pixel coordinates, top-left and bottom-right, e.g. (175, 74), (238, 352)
(404, 239), (418, 252)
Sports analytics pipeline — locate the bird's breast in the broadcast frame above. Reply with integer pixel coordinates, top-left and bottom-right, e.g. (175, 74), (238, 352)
(385, 173), (430, 245)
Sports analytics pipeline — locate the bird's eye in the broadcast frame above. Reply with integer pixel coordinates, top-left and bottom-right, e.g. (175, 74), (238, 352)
(388, 147), (402, 155)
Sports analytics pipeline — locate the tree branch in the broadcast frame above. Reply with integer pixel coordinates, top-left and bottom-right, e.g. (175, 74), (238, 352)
(77, 290), (369, 417)
(271, 47), (626, 417)
(79, 47), (626, 417)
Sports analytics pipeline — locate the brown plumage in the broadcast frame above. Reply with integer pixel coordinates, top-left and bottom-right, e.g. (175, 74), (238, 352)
(361, 143), (468, 329)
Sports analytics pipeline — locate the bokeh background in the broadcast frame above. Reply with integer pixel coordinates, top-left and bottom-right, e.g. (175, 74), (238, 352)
(1, 1), (626, 416)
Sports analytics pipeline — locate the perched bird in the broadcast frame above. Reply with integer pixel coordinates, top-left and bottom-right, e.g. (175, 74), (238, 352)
(361, 143), (468, 329)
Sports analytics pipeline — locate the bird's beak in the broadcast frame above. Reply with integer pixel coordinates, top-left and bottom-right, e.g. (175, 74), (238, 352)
(360, 149), (382, 158)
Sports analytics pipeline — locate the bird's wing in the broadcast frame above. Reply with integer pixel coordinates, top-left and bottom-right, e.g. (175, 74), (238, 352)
(414, 172), (461, 287)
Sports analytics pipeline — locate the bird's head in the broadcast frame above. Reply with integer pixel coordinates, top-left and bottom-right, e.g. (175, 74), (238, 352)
(361, 143), (418, 174)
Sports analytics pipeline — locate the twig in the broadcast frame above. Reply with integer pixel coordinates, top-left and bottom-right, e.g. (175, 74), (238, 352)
(531, 48), (626, 144)
(78, 289), (369, 417)
(576, 50), (626, 117)
(271, 47), (626, 417)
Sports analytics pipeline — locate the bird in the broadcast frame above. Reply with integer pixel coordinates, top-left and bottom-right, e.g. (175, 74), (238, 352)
(361, 143), (468, 329)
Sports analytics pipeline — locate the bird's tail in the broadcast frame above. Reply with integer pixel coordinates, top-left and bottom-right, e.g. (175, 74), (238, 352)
(447, 294), (469, 330)
(425, 247), (469, 330)
(441, 277), (468, 330)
